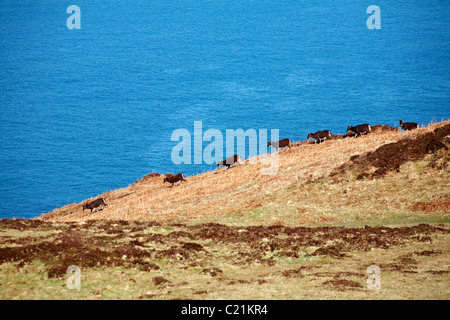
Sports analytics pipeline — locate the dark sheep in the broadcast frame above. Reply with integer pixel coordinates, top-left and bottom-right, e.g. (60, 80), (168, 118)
(347, 124), (371, 137)
(398, 120), (419, 131)
(267, 138), (292, 150)
(82, 198), (107, 213)
(307, 130), (332, 144)
(217, 154), (246, 169)
(163, 173), (187, 186)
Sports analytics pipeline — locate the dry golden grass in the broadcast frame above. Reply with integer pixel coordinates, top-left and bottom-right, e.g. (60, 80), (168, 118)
(40, 119), (450, 225)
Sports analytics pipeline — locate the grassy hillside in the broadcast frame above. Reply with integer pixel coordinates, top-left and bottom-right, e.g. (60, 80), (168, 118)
(1, 120), (449, 300)
(40, 120), (450, 227)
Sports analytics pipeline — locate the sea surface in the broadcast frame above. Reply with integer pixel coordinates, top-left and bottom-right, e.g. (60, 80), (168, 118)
(1, 1), (449, 218)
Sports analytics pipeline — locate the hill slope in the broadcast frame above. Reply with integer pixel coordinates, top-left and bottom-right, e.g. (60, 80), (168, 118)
(40, 120), (450, 226)
(3, 119), (448, 300)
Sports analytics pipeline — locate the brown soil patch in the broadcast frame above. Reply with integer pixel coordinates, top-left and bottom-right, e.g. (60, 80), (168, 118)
(323, 279), (363, 290)
(376, 254), (418, 273)
(182, 242), (205, 252)
(426, 270), (450, 275)
(201, 267), (223, 277)
(411, 199), (450, 212)
(332, 123), (450, 179)
(0, 219), (447, 279)
(413, 250), (443, 256)
(281, 268), (305, 278)
(152, 276), (169, 286)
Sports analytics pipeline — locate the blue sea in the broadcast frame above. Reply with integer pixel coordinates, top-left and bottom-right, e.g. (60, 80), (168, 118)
(0, 1), (449, 219)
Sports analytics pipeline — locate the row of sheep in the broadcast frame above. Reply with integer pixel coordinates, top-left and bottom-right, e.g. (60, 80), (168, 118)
(159, 120), (419, 186)
(81, 120), (419, 213)
(307, 119), (419, 143)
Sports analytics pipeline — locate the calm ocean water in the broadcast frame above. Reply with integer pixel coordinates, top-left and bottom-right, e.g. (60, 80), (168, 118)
(0, 1), (449, 219)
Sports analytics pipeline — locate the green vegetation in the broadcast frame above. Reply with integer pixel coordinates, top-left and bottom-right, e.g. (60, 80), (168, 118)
(1, 121), (449, 299)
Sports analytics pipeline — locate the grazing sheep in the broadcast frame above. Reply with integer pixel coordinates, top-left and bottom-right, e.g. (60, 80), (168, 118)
(217, 154), (246, 169)
(307, 130), (332, 144)
(82, 198), (107, 213)
(163, 173), (187, 186)
(267, 138), (292, 150)
(347, 124), (371, 137)
(398, 120), (418, 131)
